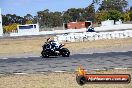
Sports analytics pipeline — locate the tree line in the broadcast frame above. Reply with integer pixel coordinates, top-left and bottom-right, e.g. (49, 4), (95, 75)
(2, 0), (132, 33)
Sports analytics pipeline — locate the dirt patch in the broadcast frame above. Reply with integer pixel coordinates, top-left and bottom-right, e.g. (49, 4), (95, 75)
(0, 36), (132, 57)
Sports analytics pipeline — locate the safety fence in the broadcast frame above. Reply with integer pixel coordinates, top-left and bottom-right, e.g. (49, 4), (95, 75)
(54, 30), (132, 42)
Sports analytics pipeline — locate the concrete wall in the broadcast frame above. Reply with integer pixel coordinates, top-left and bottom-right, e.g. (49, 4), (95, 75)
(101, 20), (114, 26)
(54, 30), (132, 42)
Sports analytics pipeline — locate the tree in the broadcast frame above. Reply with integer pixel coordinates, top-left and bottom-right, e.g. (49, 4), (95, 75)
(84, 3), (95, 21)
(37, 9), (50, 27)
(24, 14), (33, 21)
(2, 15), (8, 25)
(123, 12), (130, 21)
(37, 9), (63, 28)
(65, 8), (80, 22)
(62, 6), (95, 23)
(2, 14), (25, 26)
(93, 0), (101, 4)
(25, 20), (33, 24)
(50, 12), (63, 27)
(33, 16), (38, 23)
(24, 14), (34, 24)
(130, 7), (132, 12)
(129, 11), (132, 21)
(62, 13), (72, 23)
(98, 0), (128, 12)
(107, 10), (121, 21)
(95, 10), (108, 22)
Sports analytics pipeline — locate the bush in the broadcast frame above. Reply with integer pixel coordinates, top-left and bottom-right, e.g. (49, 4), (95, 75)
(3, 23), (19, 33)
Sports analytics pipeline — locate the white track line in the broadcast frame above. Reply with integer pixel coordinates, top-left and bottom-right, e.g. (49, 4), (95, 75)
(0, 56), (40, 59)
(114, 68), (130, 70)
(13, 73), (28, 75)
(54, 71), (67, 73)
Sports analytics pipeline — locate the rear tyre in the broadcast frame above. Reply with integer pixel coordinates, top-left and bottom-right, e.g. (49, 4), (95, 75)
(60, 48), (70, 57)
(41, 51), (49, 58)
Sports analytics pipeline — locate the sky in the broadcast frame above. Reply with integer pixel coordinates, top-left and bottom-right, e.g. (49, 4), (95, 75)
(0, 0), (132, 17)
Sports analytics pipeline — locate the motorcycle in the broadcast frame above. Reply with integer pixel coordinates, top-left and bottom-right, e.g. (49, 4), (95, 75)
(41, 41), (70, 58)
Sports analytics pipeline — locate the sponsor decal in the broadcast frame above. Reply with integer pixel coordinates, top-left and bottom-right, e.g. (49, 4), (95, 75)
(76, 66), (131, 85)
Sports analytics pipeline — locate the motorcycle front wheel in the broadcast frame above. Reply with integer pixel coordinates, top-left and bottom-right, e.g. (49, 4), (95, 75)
(60, 48), (70, 57)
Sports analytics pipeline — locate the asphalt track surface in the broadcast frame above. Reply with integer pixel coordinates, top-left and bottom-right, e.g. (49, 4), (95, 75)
(0, 51), (132, 74)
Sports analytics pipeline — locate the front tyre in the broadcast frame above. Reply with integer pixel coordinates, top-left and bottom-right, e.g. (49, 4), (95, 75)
(60, 48), (70, 57)
(41, 51), (49, 58)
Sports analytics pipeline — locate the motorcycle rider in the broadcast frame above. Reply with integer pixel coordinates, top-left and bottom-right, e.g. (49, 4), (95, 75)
(41, 37), (70, 57)
(46, 37), (60, 51)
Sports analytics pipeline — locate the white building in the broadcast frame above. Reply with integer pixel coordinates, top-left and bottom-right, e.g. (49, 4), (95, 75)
(101, 19), (114, 26)
(0, 8), (3, 36)
(10, 24), (39, 36)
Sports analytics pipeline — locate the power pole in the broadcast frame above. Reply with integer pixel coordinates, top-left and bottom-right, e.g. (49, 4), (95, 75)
(0, 8), (3, 37)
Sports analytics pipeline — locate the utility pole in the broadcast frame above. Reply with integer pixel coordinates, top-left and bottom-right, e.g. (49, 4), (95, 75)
(0, 8), (3, 37)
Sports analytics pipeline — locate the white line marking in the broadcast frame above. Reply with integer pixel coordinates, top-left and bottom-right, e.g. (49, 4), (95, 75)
(13, 73), (27, 75)
(114, 68), (129, 70)
(93, 69), (107, 71)
(54, 71), (67, 73)
(1, 58), (8, 59)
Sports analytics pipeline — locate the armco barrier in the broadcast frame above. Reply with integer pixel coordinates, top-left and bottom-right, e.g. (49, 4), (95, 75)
(54, 30), (132, 42)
